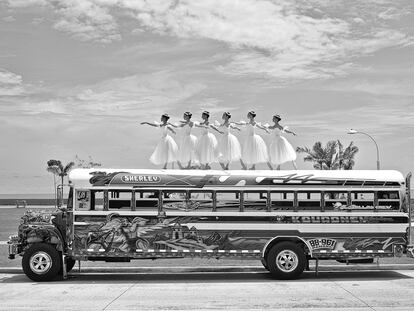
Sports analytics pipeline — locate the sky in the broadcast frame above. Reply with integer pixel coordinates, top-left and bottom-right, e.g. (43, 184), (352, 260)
(0, 0), (413, 194)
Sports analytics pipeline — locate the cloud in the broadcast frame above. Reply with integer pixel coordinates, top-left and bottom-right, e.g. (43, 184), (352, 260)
(52, 1), (120, 43)
(0, 69), (25, 96)
(5, 0), (414, 81)
(5, 0), (48, 8)
(70, 71), (206, 118)
(321, 79), (414, 96)
(2, 15), (15, 22)
(290, 102), (414, 139)
(0, 71), (206, 119)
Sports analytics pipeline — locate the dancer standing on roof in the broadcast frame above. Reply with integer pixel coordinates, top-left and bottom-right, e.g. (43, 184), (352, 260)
(267, 114), (297, 170)
(234, 111), (269, 170)
(216, 112), (242, 170)
(140, 114), (178, 169)
(195, 111), (223, 170)
(172, 112), (199, 169)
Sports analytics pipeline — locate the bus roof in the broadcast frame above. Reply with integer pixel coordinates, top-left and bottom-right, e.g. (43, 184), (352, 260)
(68, 168), (405, 189)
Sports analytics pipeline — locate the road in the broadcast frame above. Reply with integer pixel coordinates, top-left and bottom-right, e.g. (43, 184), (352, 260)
(1, 270), (414, 310)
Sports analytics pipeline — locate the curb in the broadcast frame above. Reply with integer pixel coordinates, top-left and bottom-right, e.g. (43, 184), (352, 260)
(1, 264), (414, 274)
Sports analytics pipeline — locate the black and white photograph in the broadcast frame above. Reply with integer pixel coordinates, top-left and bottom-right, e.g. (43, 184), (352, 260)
(0, 0), (413, 310)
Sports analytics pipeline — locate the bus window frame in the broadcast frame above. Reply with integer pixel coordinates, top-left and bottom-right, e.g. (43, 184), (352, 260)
(106, 189), (134, 211)
(270, 191), (296, 211)
(188, 190), (214, 212)
(296, 191), (323, 211)
(215, 190), (242, 212)
(243, 191), (268, 212)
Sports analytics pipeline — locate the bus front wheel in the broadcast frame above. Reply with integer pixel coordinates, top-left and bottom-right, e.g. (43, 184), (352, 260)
(267, 242), (306, 280)
(22, 243), (61, 282)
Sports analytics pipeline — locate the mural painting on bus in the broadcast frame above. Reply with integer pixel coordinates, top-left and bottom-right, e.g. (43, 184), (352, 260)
(87, 171), (349, 188)
(73, 213), (268, 253)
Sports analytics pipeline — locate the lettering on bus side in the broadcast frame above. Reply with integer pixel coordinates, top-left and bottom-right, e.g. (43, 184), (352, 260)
(290, 216), (371, 223)
(121, 175), (161, 183)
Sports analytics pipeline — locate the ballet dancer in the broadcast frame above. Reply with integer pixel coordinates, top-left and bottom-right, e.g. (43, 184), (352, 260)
(195, 111), (223, 169)
(140, 113), (178, 169)
(267, 114), (297, 170)
(216, 112), (242, 170)
(174, 112), (198, 169)
(235, 111), (269, 170)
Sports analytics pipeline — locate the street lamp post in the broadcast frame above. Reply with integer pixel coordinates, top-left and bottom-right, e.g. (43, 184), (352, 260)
(348, 129), (380, 170)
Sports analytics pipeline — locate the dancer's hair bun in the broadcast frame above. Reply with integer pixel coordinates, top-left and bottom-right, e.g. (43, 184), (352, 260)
(202, 110), (210, 117)
(248, 110), (256, 117)
(162, 113), (170, 120)
(184, 111), (192, 118)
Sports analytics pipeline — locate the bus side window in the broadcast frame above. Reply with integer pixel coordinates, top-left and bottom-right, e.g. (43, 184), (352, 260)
(162, 191), (188, 211)
(297, 192), (321, 210)
(271, 192), (294, 211)
(377, 191), (400, 210)
(216, 192), (240, 211)
(108, 191), (132, 210)
(189, 191), (213, 212)
(325, 192), (348, 211)
(135, 191), (159, 210)
(351, 192), (375, 210)
(91, 191), (104, 211)
(243, 192), (267, 211)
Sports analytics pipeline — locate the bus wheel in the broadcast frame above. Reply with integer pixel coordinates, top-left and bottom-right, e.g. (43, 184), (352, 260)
(22, 243), (61, 282)
(267, 242), (306, 280)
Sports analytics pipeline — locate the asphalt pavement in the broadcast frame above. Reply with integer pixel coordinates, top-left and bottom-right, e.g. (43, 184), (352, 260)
(1, 268), (414, 310)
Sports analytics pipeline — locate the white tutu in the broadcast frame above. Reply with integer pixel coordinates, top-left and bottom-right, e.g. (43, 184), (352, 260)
(197, 127), (220, 163)
(269, 127), (296, 165)
(218, 125), (241, 162)
(178, 124), (198, 163)
(242, 124), (268, 165)
(149, 126), (178, 165)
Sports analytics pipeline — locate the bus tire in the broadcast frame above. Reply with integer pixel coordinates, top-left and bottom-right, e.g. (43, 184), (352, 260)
(267, 242), (306, 280)
(22, 243), (61, 282)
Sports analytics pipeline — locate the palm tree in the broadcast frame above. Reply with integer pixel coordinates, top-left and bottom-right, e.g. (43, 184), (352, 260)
(46, 160), (75, 186)
(296, 140), (338, 170)
(334, 140), (359, 170)
(296, 140), (358, 170)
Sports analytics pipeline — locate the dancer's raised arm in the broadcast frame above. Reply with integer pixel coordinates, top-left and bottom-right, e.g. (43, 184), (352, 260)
(167, 125), (176, 134)
(210, 123), (224, 134)
(230, 123), (241, 131)
(140, 121), (160, 127)
(233, 120), (247, 126)
(283, 126), (297, 136)
(256, 122), (270, 134)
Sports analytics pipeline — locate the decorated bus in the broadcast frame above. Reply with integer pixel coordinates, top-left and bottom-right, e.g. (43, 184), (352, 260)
(8, 168), (413, 281)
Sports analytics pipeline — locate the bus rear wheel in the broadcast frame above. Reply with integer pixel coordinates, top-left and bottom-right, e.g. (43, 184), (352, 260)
(22, 243), (61, 282)
(267, 242), (306, 280)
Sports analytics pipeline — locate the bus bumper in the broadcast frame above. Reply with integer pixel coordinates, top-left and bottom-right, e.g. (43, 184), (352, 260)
(7, 235), (20, 260)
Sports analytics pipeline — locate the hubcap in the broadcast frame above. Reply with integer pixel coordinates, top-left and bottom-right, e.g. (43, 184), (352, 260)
(29, 251), (52, 274)
(276, 250), (298, 273)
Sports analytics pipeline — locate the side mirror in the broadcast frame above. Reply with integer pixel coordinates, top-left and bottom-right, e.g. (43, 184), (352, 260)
(57, 185), (63, 208)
